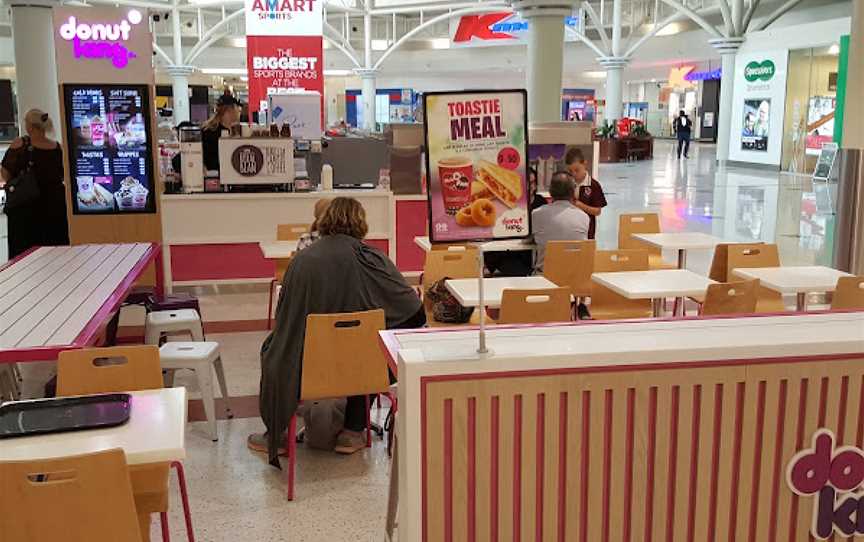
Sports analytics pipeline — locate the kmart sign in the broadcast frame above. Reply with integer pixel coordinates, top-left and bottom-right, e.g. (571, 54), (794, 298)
(744, 60), (776, 82)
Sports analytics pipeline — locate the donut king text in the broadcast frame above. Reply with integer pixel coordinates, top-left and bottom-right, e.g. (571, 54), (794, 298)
(787, 429), (864, 539)
(448, 98), (507, 141)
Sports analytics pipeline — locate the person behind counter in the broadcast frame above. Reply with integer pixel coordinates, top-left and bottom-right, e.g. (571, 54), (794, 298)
(251, 197), (425, 462)
(200, 94), (242, 172)
(1, 109), (69, 259)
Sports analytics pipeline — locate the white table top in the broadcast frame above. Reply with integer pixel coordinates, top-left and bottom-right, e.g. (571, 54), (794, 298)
(732, 266), (853, 294)
(631, 232), (722, 250)
(259, 240), (300, 259)
(445, 276), (558, 308)
(414, 236), (535, 253)
(592, 269), (716, 299)
(0, 388), (187, 465)
(0, 244), (156, 354)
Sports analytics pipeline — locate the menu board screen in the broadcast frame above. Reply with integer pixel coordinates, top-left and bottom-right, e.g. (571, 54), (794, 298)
(63, 84), (155, 214)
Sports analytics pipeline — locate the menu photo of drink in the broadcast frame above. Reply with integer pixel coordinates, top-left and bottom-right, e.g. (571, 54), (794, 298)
(424, 90), (530, 243)
(64, 84), (155, 214)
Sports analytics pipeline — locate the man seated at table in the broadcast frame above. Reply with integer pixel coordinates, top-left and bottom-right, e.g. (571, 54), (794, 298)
(249, 197), (425, 463)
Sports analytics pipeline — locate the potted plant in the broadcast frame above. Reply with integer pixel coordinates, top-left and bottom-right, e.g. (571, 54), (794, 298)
(595, 121), (627, 162)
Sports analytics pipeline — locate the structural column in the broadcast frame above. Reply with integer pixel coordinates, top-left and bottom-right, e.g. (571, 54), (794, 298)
(709, 37), (745, 164)
(10, 1), (60, 134)
(599, 57), (629, 123)
(511, 1), (578, 123)
(354, 68), (378, 131)
(167, 66), (195, 124)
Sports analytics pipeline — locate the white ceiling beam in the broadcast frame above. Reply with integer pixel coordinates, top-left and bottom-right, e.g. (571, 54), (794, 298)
(753, 0), (803, 31)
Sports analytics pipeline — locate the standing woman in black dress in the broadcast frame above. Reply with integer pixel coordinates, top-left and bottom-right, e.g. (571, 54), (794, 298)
(1, 109), (69, 259)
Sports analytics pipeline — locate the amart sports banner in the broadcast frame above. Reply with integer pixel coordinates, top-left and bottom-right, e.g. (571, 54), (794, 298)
(244, 0), (323, 117)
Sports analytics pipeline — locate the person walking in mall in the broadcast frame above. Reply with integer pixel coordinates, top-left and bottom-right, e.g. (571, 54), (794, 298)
(1, 109), (69, 259)
(674, 110), (692, 159)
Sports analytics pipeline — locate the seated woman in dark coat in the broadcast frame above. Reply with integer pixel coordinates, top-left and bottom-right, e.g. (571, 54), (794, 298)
(250, 197), (425, 462)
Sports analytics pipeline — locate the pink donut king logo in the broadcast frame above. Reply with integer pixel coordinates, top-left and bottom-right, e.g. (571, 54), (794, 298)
(58, 9), (143, 69)
(787, 429), (864, 539)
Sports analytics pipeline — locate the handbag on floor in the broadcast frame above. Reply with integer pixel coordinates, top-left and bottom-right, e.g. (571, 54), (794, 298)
(4, 137), (40, 211)
(298, 398), (346, 450)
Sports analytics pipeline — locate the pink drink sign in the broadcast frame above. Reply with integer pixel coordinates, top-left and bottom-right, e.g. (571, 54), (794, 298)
(57, 9), (143, 69)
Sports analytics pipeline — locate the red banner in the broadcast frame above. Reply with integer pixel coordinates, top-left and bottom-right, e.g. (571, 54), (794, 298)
(245, 35), (323, 114)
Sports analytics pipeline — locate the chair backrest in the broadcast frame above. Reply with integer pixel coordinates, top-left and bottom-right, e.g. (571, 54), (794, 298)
(300, 310), (390, 401)
(832, 276), (864, 310)
(543, 240), (596, 298)
(0, 449), (142, 542)
(701, 279), (760, 317)
(498, 288), (573, 325)
(57, 345), (163, 396)
(277, 223), (310, 241)
(618, 213), (662, 255)
(591, 250), (653, 319)
(725, 244), (784, 312)
(421, 248), (480, 291)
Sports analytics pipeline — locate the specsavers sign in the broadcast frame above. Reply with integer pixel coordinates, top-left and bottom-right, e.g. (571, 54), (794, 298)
(450, 11), (579, 48)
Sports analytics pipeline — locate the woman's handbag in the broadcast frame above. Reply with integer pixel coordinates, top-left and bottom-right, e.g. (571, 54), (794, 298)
(4, 138), (40, 211)
(425, 277), (474, 324)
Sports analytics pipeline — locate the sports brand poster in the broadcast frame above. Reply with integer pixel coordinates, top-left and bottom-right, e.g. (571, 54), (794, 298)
(244, 0), (323, 117)
(424, 90), (529, 243)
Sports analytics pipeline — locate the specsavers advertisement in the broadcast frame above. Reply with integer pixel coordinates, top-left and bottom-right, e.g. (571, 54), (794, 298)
(424, 90), (529, 243)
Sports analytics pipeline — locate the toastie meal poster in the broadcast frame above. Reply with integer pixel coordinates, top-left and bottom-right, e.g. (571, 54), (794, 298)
(424, 90), (530, 243)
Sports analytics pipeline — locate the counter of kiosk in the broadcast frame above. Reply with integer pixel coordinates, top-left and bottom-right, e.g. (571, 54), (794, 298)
(380, 311), (864, 542)
(160, 190), (429, 292)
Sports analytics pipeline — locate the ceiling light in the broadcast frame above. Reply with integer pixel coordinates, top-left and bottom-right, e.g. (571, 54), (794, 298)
(828, 43), (840, 55)
(240, 76), (248, 82)
(584, 71), (607, 79)
(227, 37), (246, 48)
(323, 69), (352, 76)
(430, 38), (450, 49)
(643, 21), (681, 37)
(371, 39), (391, 51)
(200, 68), (247, 75)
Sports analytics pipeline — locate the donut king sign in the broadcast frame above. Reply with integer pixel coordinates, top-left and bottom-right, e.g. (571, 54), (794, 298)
(787, 429), (864, 539)
(744, 60), (776, 82)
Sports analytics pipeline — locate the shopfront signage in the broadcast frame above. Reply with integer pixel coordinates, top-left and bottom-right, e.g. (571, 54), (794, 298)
(744, 60), (776, 82)
(685, 68), (722, 81)
(788, 429), (864, 539)
(56, 9), (143, 69)
(245, 0), (323, 116)
(450, 11), (579, 47)
(424, 90), (529, 243)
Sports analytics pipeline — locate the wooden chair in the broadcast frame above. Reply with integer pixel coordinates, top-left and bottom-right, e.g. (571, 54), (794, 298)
(591, 250), (653, 320)
(498, 287), (573, 324)
(543, 240), (596, 310)
(268, 224), (310, 329)
(700, 279), (760, 317)
(617, 213), (676, 270)
(832, 276), (864, 310)
(421, 248), (481, 327)
(726, 243), (786, 313)
(0, 449), (143, 542)
(284, 310), (391, 500)
(56, 346), (194, 542)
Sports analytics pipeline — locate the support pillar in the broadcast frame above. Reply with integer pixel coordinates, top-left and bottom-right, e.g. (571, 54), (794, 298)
(599, 57), (629, 124)
(10, 2), (60, 134)
(166, 66), (195, 125)
(710, 37), (745, 164)
(510, 1), (578, 123)
(355, 68), (378, 132)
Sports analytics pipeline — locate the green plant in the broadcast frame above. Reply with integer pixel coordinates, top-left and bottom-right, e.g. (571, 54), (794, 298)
(631, 123), (651, 138)
(594, 121), (617, 139)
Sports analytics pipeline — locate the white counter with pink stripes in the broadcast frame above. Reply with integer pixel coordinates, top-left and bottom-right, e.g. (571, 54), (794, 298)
(380, 311), (864, 542)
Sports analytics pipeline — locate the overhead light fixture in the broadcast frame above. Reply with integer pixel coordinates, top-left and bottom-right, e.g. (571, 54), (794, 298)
(584, 71), (607, 79)
(430, 38), (450, 49)
(828, 43), (840, 55)
(200, 68), (247, 75)
(644, 22), (681, 37)
(240, 76), (248, 82)
(323, 69), (352, 76)
(227, 37), (246, 48)
(371, 39), (391, 51)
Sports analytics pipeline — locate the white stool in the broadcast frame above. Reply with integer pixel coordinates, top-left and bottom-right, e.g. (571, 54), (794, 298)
(146, 309), (204, 345)
(159, 341), (231, 441)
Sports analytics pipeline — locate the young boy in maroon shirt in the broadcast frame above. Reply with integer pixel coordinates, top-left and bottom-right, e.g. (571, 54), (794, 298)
(565, 147), (607, 240)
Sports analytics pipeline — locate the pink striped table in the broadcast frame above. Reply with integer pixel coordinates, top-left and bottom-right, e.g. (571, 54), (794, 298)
(380, 311), (864, 542)
(0, 243), (160, 363)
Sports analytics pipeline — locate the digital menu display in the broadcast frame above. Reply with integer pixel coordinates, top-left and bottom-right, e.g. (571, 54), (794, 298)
(63, 84), (156, 214)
